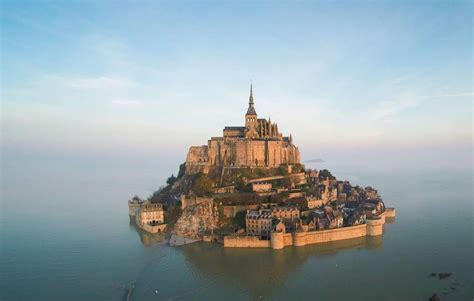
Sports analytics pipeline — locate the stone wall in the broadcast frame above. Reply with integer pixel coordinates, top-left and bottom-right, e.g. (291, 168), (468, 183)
(222, 204), (259, 218)
(292, 224), (367, 247)
(289, 172), (307, 186)
(283, 233), (293, 246)
(366, 218), (384, 236)
(223, 218), (388, 249)
(223, 235), (271, 248)
(186, 137), (300, 172)
(186, 146), (209, 164)
(252, 182), (272, 192)
(128, 203), (140, 216)
(141, 223), (167, 234)
(181, 195), (213, 209)
(385, 208), (396, 218)
(213, 185), (236, 194)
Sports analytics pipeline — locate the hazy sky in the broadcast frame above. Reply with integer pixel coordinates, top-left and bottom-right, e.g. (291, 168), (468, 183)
(1, 1), (472, 178)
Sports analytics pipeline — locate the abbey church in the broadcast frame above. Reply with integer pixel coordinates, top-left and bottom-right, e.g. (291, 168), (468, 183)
(185, 85), (300, 173)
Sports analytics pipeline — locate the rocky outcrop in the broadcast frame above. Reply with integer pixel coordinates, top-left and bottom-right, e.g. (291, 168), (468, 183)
(173, 199), (218, 239)
(428, 294), (441, 301)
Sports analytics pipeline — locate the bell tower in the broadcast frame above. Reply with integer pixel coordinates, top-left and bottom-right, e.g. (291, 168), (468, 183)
(245, 84), (258, 138)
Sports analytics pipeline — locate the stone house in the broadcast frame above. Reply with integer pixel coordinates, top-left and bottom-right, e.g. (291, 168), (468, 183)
(343, 208), (366, 226)
(251, 182), (272, 193)
(288, 196), (323, 210)
(136, 202), (165, 226)
(365, 186), (379, 199)
(309, 170), (319, 184)
(271, 206), (300, 221)
(329, 210), (344, 228)
(273, 220), (286, 233)
(245, 209), (273, 238)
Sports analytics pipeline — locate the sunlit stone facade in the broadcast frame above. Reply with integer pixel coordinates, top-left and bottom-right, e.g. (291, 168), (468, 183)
(185, 85), (300, 173)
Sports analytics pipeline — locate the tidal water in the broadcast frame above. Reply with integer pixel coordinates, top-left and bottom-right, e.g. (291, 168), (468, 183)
(1, 165), (472, 300)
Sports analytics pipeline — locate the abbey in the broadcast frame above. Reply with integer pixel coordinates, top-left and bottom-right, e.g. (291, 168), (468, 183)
(185, 85), (300, 172)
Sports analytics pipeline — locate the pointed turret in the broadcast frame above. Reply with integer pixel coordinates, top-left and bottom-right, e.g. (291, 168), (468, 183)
(245, 83), (258, 138)
(249, 83), (254, 104)
(246, 83), (257, 116)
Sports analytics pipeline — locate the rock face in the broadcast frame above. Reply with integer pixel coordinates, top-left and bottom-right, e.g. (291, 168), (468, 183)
(438, 273), (452, 280)
(173, 199), (218, 239)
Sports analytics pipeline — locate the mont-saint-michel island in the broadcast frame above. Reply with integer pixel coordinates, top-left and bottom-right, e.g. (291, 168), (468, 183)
(4, 1), (472, 300)
(128, 85), (396, 249)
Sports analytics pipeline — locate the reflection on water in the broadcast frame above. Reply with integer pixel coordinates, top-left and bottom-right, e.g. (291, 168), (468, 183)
(129, 218), (167, 246)
(3, 168), (472, 300)
(177, 236), (383, 299)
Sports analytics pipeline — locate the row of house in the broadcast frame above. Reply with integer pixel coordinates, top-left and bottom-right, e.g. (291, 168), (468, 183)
(245, 206), (300, 238)
(245, 197), (385, 238)
(304, 206), (344, 230)
(307, 169), (382, 204)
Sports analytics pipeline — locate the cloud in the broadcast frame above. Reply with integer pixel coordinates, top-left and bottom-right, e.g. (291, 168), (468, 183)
(369, 97), (419, 121)
(303, 158), (325, 163)
(60, 76), (136, 90)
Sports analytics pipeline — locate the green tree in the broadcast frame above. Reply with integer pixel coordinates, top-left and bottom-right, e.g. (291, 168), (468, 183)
(319, 169), (335, 180)
(233, 211), (247, 229)
(177, 163), (186, 178)
(278, 165), (289, 176)
(192, 173), (213, 196)
(166, 174), (177, 186)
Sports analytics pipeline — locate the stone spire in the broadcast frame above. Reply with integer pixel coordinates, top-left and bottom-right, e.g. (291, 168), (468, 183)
(249, 83), (254, 105)
(246, 83), (257, 115)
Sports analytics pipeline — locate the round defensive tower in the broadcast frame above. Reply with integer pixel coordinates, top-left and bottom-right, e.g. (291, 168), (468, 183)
(366, 217), (384, 236)
(270, 231), (284, 250)
(385, 207), (396, 218)
(292, 231), (307, 247)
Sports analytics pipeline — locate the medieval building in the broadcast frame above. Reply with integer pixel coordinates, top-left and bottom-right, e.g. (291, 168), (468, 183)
(185, 85), (300, 173)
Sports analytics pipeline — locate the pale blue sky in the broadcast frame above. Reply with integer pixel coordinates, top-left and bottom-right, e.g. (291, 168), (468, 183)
(1, 1), (472, 178)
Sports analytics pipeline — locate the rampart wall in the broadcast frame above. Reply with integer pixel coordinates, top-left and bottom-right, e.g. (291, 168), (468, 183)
(223, 235), (271, 248)
(223, 209), (395, 249)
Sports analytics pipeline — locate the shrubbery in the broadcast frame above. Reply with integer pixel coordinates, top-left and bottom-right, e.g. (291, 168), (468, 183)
(191, 173), (214, 196)
(319, 169), (335, 180)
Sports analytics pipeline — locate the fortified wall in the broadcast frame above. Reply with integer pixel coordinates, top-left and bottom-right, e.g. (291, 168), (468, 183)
(181, 195), (213, 209)
(221, 204), (260, 218)
(224, 211), (394, 249)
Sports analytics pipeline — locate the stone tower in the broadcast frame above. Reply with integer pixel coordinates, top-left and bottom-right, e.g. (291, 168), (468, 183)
(184, 84), (301, 172)
(245, 84), (258, 138)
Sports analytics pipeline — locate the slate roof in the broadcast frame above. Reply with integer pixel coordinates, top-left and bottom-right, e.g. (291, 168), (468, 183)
(246, 105), (257, 115)
(224, 126), (245, 131)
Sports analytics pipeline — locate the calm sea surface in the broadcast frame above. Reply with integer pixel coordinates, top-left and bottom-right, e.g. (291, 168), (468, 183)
(1, 165), (472, 300)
